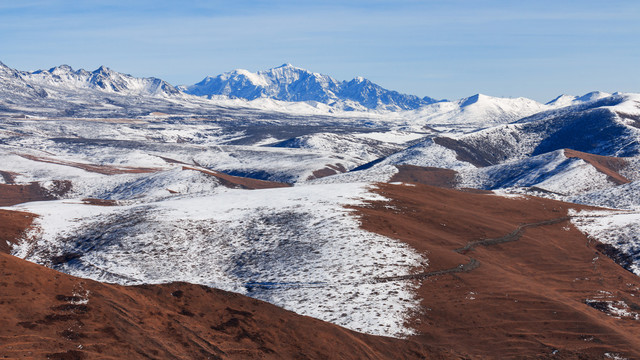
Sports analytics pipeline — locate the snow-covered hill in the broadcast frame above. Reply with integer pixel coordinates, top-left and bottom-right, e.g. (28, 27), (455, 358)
(180, 63), (438, 111)
(546, 91), (612, 108)
(11, 182), (426, 338)
(456, 149), (622, 195)
(421, 94), (640, 167)
(400, 93), (548, 128)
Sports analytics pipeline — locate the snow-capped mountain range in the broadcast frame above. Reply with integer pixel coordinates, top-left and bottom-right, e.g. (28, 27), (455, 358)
(27, 64), (180, 96)
(178, 63), (439, 111)
(0, 61), (178, 97)
(0, 60), (621, 119)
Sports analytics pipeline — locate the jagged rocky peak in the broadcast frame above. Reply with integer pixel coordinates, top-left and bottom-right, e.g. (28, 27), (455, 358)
(49, 64), (74, 74)
(93, 65), (113, 74)
(0, 61), (16, 75)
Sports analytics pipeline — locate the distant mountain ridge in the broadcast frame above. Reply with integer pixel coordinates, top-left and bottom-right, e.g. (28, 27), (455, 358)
(179, 63), (439, 111)
(0, 60), (628, 118)
(23, 64), (180, 96)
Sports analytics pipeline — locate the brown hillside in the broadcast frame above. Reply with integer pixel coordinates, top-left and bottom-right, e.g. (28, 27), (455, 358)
(355, 183), (640, 359)
(182, 166), (291, 189)
(564, 149), (630, 185)
(0, 209), (458, 360)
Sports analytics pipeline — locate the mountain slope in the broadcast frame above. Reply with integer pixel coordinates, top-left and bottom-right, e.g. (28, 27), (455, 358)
(426, 94), (640, 167)
(455, 149), (629, 195)
(355, 183), (640, 359)
(401, 93), (548, 128)
(0, 246), (447, 359)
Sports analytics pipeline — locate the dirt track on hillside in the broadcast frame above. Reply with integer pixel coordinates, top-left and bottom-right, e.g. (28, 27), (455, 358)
(356, 183), (640, 359)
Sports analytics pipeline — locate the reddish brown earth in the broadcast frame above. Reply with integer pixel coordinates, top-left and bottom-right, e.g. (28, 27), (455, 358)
(564, 149), (630, 185)
(182, 166), (291, 190)
(355, 183), (640, 359)
(0, 209), (36, 254)
(390, 165), (458, 188)
(18, 154), (161, 175)
(0, 180), (71, 207)
(0, 253), (457, 359)
(307, 163), (348, 180)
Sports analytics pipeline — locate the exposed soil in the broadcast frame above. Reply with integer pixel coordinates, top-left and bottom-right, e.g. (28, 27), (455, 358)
(564, 148), (630, 185)
(355, 183), (640, 359)
(307, 163), (348, 181)
(18, 154), (161, 175)
(0, 252), (463, 359)
(390, 165), (458, 187)
(433, 136), (499, 167)
(0, 180), (72, 206)
(80, 198), (120, 206)
(0, 202), (463, 358)
(0, 170), (18, 184)
(0, 209), (36, 254)
(182, 166), (291, 190)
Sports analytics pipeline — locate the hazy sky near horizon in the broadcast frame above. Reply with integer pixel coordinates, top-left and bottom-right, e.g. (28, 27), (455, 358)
(1, 0), (639, 102)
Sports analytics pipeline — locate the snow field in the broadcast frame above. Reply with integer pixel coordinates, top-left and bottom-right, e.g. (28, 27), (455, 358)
(11, 182), (428, 338)
(569, 209), (640, 275)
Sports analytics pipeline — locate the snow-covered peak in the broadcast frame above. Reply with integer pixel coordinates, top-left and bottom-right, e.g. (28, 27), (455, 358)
(576, 91), (611, 103)
(0, 61), (17, 76)
(457, 94), (546, 120)
(459, 93), (487, 107)
(225, 68), (269, 86)
(275, 63), (298, 70)
(93, 65), (113, 74)
(48, 64), (74, 75)
(545, 94), (574, 107)
(546, 91), (612, 108)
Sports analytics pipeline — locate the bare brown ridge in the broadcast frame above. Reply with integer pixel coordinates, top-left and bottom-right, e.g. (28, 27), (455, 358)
(18, 154), (161, 175)
(390, 165), (458, 188)
(0, 180), (71, 206)
(564, 148), (630, 185)
(355, 183), (640, 359)
(182, 166), (291, 190)
(306, 163), (348, 181)
(0, 170), (18, 184)
(0, 209), (36, 254)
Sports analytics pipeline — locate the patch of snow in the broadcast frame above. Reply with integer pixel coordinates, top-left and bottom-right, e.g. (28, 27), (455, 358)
(570, 209), (640, 275)
(11, 183), (427, 338)
(353, 131), (426, 144)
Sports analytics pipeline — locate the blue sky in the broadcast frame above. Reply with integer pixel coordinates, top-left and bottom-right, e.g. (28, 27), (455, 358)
(1, 0), (639, 102)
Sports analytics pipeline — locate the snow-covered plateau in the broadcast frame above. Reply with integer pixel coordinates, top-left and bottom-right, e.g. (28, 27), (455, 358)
(2, 60), (640, 338)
